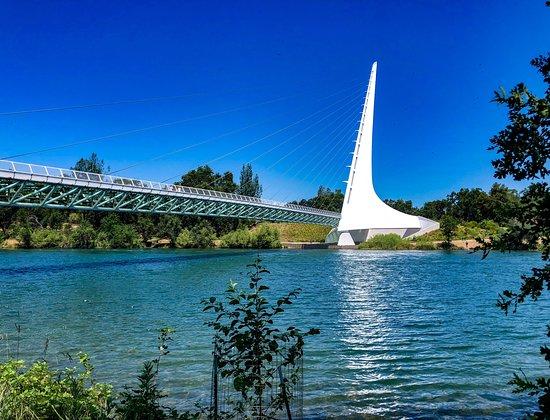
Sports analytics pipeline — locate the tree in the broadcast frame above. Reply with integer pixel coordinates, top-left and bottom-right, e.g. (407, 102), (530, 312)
(293, 186), (344, 212)
(177, 165), (237, 193)
(384, 198), (419, 215)
(72, 152), (109, 174)
(419, 199), (449, 221)
(483, 49), (550, 417)
(440, 214), (458, 248)
(236, 164), (262, 198)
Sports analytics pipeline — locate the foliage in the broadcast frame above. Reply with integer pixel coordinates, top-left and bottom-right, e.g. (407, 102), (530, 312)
(117, 327), (186, 420)
(69, 223), (98, 249)
(219, 225), (281, 249)
(202, 258), (319, 418)
(236, 163), (262, 198)
(440, 215), (459, 248)
(292, 186), (344, 212)
(481, 46), (550, 417)
(0, 353), (112, 419)
(357, 233), (413, 250)
(384, 199), (419, 215)
(30, 228), (66, 248)
(177, 165), (237, 193)
(265, 222), (331, 243)
(71, 152), (109, 174)
(219, 229), (252, 248)
(250, 224), (281, 248)
(157, 215), (183, 244)
(175, 222), (217, 248)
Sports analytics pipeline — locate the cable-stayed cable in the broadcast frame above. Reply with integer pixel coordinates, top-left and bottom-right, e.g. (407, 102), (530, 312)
(159, 88), (362, 184)
(1, 84), (357, 161)
(268, 116), (357, 202)
(192, 91), (362, 190)
(110, 86), (360, 176)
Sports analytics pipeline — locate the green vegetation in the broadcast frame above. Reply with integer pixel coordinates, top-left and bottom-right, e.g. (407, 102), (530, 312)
(358, 234), (413, 250)
(266, 222), (331, 243)
(0, 353), (112, 419)
(202, 258), (318, 417)
(481, 40), (550, 417)
(440, 215), (459, 249)
(0, 260), (313, 419)
(219, 224), (281, 248)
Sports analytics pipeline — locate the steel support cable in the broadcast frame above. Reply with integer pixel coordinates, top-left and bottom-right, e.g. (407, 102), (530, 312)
(159, 88), (363, 184)
(0, 77), (362, 117)
(264, 108), (358, 200)
(1, 83), (357, 161)
(294, 131), (356, 211)
(263, 102), (358, 173)
(269, 116), (358, 202)
(193, 91), (362, 190)
(109, 87), (360, 176)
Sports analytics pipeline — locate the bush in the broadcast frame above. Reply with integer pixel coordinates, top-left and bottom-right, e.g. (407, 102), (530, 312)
(69, 224), (97, 249)
(30, 228), (66, 248)
(109, 225), (142, 249)
(175, 229), (193, 248)
(358, 233), (413, 250)
(94, 231), (111, 249)
(266, 223), (331, 242)
(250, 224), (281, 248)
(175, 223), (216, 248)
(414, 241), (437, 250)
(0, 354), (112, 419)
(219, 229), (252, 248)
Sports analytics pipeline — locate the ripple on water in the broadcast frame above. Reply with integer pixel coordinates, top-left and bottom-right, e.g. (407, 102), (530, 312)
(0, 249), (545, 417)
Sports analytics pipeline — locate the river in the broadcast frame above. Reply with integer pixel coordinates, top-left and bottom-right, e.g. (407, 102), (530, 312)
(0, 249), (546, 418)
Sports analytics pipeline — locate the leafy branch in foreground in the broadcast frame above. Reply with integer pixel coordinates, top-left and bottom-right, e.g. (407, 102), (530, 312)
(202, 258), (319, 419)
(483, 39), (549, 417)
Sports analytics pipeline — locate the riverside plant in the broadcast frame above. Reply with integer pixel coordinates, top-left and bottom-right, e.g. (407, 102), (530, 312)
(202, 258), (319, 419)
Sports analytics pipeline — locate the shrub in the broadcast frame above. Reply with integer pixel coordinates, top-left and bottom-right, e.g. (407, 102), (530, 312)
(219, 229), (252, 248)
(414, 241), (437, 250)
(16, 226), (32, 249)
(69, 224), (97, 249)
(267, 223), (331, 242)
(175, 223), (216, 248)
(175, 229), (193, 248)
(0, 353), (112, 419)
(30, 228), (66, 248)
(250, 224), (281, 248)
(202, 258), (319, 418)
(109, 225), (142, 249)
(190, 223), (216, 248)
(94, 231), (111, 249)
(358, 233), (413, 250)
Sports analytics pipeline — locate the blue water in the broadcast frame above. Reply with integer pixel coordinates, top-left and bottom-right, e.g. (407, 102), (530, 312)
(0, 249), (546, 418)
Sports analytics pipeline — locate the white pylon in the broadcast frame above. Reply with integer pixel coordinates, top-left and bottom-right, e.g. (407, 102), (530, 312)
(327, 62), (439, 246)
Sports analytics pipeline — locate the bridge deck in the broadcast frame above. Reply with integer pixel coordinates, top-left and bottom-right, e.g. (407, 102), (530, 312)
(0, 160), (340, 226)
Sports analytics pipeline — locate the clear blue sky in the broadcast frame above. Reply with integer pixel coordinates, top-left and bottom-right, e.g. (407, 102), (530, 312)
(1, 1), (548, 204)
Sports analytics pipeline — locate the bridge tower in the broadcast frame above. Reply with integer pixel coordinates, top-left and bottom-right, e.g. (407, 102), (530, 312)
(327, 62), (439, 246)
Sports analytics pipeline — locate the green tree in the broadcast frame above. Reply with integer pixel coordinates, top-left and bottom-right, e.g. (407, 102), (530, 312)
(157, 215), (182, 245)
(236, 163), (262, 197)
(293, 186), (344, 212)
(385, 198), (419, 215)
(483, 49), (550, 417)
(72, 152), (109, 174)
(440, 214), (458, 248)
(177, 165), (237, 193)
(419, 199), (449, 221)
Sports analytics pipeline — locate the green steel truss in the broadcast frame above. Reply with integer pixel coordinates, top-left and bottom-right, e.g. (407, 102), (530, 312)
(0, 166), (340, 226)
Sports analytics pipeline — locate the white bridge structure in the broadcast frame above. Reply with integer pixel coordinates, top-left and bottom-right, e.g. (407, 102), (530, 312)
(0, 62), (438, 244)
(326, 63), (438, 245)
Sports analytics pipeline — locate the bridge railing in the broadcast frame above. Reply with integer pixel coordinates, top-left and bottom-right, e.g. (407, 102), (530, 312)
(0, 160), (341, 218)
